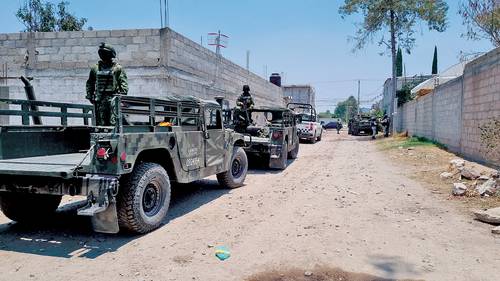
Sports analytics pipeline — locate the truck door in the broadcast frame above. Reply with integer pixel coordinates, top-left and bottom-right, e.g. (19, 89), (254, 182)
(204, 106), (225, 167)
(175, 106), (204, 171)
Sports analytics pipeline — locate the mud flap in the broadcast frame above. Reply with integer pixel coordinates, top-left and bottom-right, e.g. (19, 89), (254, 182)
(91, 202), (119, 234)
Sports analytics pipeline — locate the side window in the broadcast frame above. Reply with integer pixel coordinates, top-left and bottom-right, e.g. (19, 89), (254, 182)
(205, 107), (222, 130)
(180, 106), (200, 129)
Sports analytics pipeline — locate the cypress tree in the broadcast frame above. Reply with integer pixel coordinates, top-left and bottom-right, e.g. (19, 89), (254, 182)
(432, 46), (438, 74)
(396, 48), (403, 77)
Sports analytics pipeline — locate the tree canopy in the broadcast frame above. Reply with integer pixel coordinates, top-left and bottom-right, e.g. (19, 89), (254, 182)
(16, 0), (87, 32)
(396, 48), (403, 77)
(339, 0), (448, 115)
(432, 46), (438, 75)
(334, 96), (358, 121)
(338, 0), (448, 54)
(459, 0), (500, 47)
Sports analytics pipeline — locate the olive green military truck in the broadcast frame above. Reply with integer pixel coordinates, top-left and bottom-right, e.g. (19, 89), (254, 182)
(348, 114), (373, 136)
(0, 83), (248, 234)
(240, 107), (300, 170)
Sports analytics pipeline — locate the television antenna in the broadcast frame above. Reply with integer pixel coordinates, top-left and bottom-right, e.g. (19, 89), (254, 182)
(208, 30), (229, 56)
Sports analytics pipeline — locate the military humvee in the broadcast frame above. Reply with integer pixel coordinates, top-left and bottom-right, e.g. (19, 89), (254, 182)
(348, 114), (374, 136)
(0, 85), (248, 234)
(241, 107), (299, 169)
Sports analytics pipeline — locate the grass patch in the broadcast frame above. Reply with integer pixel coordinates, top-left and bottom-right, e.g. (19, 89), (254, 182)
(379, 135), (446, 150)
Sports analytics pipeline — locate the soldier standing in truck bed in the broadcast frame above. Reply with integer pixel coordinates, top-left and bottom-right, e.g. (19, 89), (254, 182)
(86, 43), (128, 126)
(234, 85), (255, 132)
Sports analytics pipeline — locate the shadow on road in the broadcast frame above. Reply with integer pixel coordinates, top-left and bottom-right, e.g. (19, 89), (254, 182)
(367, 254), (421, 279)
(0, 179), (228, 259)
(246, 155), (296, 175)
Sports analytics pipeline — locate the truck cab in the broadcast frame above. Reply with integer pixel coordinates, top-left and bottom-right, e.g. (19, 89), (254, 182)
(287, 103), (323, 143)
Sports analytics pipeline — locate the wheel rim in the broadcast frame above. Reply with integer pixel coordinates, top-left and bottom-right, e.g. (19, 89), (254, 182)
(142, 182), (163, 217)
(231, 158), (243, 178)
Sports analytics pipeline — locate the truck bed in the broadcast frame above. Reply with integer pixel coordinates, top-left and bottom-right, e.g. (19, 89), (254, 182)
(0, 152), (89, 178)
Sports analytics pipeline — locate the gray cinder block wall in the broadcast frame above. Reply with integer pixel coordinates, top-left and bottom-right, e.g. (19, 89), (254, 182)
(395, 47), (500, 168)
(0, 28), (283, 123)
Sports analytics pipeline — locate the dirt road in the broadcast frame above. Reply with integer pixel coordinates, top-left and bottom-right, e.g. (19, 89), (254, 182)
(0, 131), (499, 281)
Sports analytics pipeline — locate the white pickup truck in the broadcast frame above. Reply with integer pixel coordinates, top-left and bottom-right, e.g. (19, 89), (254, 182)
(287, 103), (323, 143)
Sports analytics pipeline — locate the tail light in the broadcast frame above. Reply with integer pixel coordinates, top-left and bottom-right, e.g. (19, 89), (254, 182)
(96, 147), (110, 160)
(272, 131), (283, 140)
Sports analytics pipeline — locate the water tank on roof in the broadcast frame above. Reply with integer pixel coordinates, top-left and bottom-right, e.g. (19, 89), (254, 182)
(269, 73), (281, 87)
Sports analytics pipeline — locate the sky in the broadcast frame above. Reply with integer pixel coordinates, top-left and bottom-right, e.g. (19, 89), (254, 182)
(0, 0), (494, 111)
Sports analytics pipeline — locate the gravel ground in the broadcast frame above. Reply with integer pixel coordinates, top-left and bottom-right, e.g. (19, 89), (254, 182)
(0, 131), (499, 281)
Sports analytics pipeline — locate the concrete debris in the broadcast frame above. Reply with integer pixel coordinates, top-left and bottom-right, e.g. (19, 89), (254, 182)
(492, 226), (500, 235)
(440, 172), (454, 179)
(475, 179), (498, 196)
(478, 175), (490, 180)
(473, 207), (500, 224)
(491, 170), (500, 179)
(304, 271), (313, 277)
(452, 183), (468, 196)
(449, 159), (465, 169)
(460, 168), (481, 180)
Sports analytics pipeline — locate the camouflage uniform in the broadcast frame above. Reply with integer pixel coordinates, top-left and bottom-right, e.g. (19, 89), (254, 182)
(86, 43), (128, 126)
(233, 85), (255, 132)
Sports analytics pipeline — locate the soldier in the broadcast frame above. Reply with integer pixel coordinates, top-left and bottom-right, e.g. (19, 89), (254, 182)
(381, 113), (390, 137)
(233, 85), (255, 132)
(370, 116), (377, 140)
(86, 43), (128, 126)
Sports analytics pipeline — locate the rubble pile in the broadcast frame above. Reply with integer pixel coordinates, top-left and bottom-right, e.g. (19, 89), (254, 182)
(440, 159), (499, 197)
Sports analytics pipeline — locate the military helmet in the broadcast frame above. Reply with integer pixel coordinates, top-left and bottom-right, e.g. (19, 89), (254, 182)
(243, 85), (250, 92)
(98, 42), (116, 59)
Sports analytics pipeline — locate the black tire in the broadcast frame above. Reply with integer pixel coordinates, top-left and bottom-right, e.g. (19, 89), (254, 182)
(288, 139), (299, 159)
(270, 141), (288, 169)
(0, 193), (62, 223)
(317, 131), (323, 141)
(117, 162), (171, 233)
(217, 147), (248, 189)
(311, 134), (317, 144)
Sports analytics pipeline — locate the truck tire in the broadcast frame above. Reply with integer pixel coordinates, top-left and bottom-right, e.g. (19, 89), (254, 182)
(317, 131), (323, 141)
(0, 193), (62, 223)
(217, 147), (248, 189)
(288, 140), (299, 159)
(311, 134), (317, 144)
(117, 162), (171, 233)
(270, 141), (288, 169)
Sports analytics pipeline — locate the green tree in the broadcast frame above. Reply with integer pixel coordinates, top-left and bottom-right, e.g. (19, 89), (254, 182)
(16, 0), (87, 32)
(432, 46), (438, 74)
(459, 0), (500, 47)
(339, 0), (448, 114)
(334, 96), (358, 121)
(396, 47), (403, 77)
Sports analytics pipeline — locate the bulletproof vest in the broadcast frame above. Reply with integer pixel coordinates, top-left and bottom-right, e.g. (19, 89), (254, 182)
(96, 65), (116, 98)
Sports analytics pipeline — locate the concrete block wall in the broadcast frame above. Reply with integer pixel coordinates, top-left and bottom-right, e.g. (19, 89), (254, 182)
(432, 77), (462, 152)
(461, 48), (500, 166)
(0, 28), (282, 124)
(395, 47), (500, 168)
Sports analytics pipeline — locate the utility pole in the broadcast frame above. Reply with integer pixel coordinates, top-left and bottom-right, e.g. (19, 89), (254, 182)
(357, 80), (360, 114)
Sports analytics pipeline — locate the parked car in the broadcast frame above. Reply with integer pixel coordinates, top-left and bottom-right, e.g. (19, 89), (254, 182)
(323, 121), (342, 130)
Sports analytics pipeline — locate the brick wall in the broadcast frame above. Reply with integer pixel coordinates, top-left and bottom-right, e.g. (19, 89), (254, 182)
(395, 47), (500, 168)
(0, 28), (283, 124)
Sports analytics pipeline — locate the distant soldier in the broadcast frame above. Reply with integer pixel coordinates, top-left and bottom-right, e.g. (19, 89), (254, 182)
(336, 118), (342, 134)
(234, 85), (255, 131)
(370, 116), (377, 140)
(86, 43), (128, 126)
(381, 113), (390, 137)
